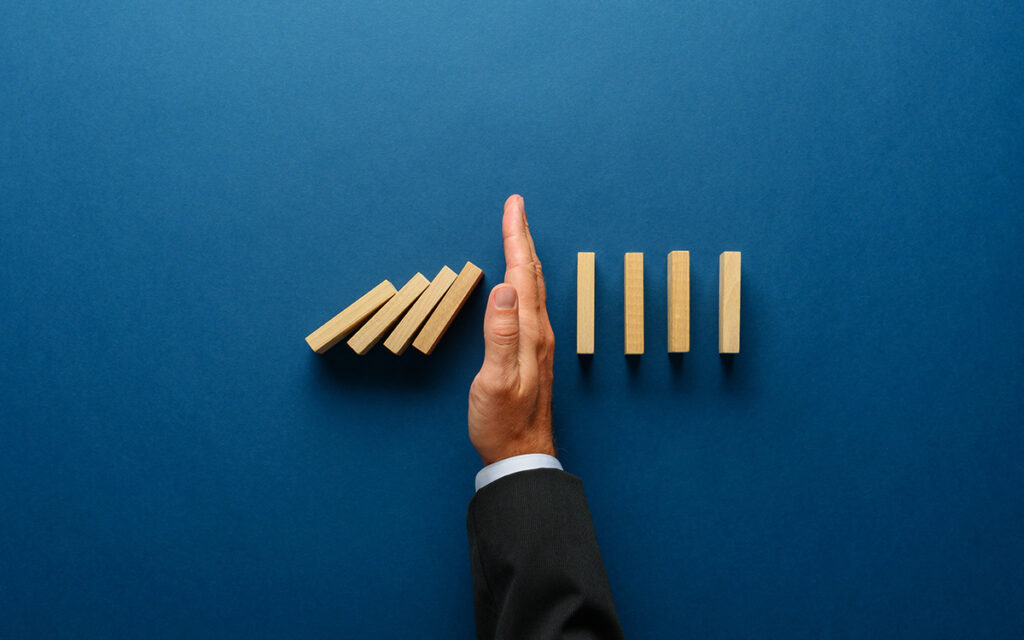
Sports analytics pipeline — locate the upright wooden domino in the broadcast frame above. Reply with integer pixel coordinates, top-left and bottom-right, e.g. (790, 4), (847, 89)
(347, 272), (430, 355)
(624, 252), (644, 355)
(305, 280), (397, 354)
(412, 261), (483, 355)
(577, 252), (595, 354)
(667, 251), (690, 353)
(719, 251), (741, 353)
(383, 265), (458, 355)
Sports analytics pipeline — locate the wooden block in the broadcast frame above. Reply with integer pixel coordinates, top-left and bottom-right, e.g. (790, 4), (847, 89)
(305, 280), (397, 354)
(719, 251), (741, 353)
(576, 252), (595, 354)
(383, 266), (458, 355)
(668, 251), (690, 353)
(624, 252), (644, 354)
(412, 261), (484, 355)
(347, 272), (430, 355)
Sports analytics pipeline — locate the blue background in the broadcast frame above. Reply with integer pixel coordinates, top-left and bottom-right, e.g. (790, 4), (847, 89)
(2, 1), (1022, 637)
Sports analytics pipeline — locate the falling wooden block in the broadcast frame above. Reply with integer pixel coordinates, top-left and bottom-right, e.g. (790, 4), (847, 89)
(624, 252), (644, 355)
(719, 251), (741, 353)
(383, 266), (458, 355)
(305, 280), (397, 354)
(667, 251), (690, 353)
(412, 261), (484, 355)
(577, 252), (595, 354)
(347, 272), (430, 355)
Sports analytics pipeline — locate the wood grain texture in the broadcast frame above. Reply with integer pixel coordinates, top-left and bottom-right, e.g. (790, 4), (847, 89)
(347, 272), (430, 355)
(305, 280), (396, 354)
(668, 251), (690, 353)
(383, 265), (458, 355)
(412, 261), (483, 355)
(719, 251), (741, 353)
(624, 252), (644, 354)
(576, 252), (595, 354)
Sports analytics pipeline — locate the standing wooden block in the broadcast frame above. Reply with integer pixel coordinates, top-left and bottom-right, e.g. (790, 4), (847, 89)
(305, 280), (397, 354)
(383, 266), (458, 355)
(576, 252), (595, 354)
(667, 251), (690, 353)
(719, 251), (741, 353)
(624, 252), (644, 355)
(347, 272), (430, 355)
(412, 261), (484, 355)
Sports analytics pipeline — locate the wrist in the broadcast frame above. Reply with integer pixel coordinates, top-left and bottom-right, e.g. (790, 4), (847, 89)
(479, 438), (556, 466)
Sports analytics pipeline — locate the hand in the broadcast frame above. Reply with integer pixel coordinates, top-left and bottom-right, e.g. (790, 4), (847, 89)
(468, 195), (556, 465)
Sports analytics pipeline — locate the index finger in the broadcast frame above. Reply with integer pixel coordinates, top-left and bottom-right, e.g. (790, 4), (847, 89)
(502, 194), (539, 313)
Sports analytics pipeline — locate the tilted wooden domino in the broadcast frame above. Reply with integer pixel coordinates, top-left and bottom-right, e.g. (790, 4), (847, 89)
(412, 261), (483, 355)
(668, 251), (690, 353)
(383, 266), (458, 355)
(719, 251), (741, 353)
(305, 280), (397, 354)
(624, 252), (644, 355)
(347, 272), (430, 355)
(576, 252), (595, 355)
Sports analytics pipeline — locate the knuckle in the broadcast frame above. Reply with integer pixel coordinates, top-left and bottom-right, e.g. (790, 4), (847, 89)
(535, 326), (554, 351)
(508, 256), (535, 271)
(490, 318), (518, 338)
(488, 326), (518, 347)
(539, 344), (555, 366)
(473, 371), (515, 398)
(489, 329), (516, 344)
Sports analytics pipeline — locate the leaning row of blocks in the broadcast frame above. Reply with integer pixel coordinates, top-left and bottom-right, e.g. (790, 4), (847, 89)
(306, 262), (484, 355)
(577, 251), (741, 355)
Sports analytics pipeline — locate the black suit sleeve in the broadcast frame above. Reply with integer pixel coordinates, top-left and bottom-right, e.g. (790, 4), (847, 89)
(467, 468), (625, 640)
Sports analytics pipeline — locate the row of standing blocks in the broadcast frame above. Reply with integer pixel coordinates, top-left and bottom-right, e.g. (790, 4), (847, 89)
(577, 251), (741, 355)
(305, 262), (484, 355)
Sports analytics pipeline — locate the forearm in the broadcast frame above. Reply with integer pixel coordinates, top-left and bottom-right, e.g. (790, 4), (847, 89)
(467, 468), (624, 640)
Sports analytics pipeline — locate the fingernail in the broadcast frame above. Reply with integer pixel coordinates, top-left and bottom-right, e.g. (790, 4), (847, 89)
(495, 286), (517, 309)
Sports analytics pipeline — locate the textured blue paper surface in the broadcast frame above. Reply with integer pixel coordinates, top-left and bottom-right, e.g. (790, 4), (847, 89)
(2, 1), (1022, 637)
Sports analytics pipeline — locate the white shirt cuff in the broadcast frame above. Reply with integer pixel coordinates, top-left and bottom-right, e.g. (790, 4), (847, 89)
(474, 453), (563, 492)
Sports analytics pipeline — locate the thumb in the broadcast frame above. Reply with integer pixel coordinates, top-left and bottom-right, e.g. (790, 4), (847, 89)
(481, 284), (520, 384)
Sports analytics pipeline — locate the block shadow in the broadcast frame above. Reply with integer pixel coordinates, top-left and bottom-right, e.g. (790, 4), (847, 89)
(625, 353), (643, 390)
(578, 353), (594, 384)
(668, 352), (685, 378)
(308, 286), (485, 394)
